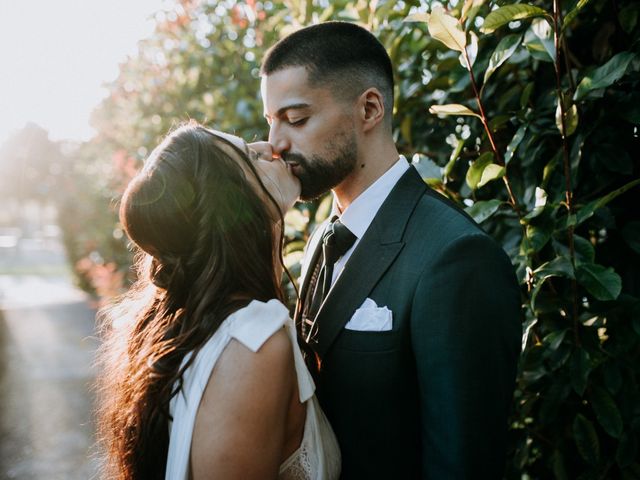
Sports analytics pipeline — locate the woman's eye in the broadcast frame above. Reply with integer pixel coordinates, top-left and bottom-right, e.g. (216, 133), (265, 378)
(288, 118), (307, 126)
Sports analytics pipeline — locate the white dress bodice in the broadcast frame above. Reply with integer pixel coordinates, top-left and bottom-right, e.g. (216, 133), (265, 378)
(165, 299), (341, 480)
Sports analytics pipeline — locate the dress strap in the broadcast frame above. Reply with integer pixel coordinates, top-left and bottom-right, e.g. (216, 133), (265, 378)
(228, 299), (316, 402)
(228, 299), (289, 352)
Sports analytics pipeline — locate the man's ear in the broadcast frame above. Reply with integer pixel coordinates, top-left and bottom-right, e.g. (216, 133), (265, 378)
(359, 88), (385, 133)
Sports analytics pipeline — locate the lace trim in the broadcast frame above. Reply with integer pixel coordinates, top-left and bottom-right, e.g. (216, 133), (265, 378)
(278, 443), (313, 480)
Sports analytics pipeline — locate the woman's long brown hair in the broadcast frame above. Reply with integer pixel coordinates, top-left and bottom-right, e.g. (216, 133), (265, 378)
(95, 123), (290, 479)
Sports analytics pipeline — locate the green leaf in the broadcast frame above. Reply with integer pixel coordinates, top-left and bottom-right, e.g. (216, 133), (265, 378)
(504, 124), (527, 164)
(531, 18), (556, 62)
(465, 151), (494, 189)
(480, 4), (550, 34)
(573, 413), (600, 465)
(429, 103), (480, 117)
(477, 164), (505, 187)
(525, 215), (555, 254)
(484, 34), (522, 84)
(570, 349), (591, 396)
(576, 178), (640, 225)
(588, 385), (623, 438)
(543, 329), (568, 351)
(573, 235), (595, 264)
(523, 27), (554, 62)
(534, 256), (575, 279)
(465, 199), (503, 223)
(576, 263), (622, 301)
(574, 51), (636, 101)
(564, 0), (595, 32)
(427, 5), (466, 52)
(520, 82), (534, 108)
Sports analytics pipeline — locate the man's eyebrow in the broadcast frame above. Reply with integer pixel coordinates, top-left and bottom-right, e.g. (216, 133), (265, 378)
(266, 103), (311, 119)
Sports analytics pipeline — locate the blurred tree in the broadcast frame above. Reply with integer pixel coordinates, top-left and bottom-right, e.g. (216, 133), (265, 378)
(69, 0), (639, 477)
(0, 123), (65, 203)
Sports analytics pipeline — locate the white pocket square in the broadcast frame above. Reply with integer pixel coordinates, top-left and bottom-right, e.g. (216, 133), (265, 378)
(345, 298), (393, 331)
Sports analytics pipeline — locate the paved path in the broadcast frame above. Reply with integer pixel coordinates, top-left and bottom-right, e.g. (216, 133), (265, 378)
(0, 239), (100, 479)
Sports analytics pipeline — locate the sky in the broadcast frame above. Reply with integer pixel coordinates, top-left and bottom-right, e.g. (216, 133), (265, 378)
(0, 0), (166, 144)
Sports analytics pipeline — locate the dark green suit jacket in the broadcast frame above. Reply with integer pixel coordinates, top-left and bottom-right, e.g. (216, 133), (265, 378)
(296, 166), (522, 479)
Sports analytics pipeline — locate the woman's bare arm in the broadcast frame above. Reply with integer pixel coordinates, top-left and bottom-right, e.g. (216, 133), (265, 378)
(191, 328), (295, 480)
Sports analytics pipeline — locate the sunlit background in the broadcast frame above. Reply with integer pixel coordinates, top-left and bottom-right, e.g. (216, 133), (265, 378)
(0, 0), (638, 477)
(0, 0), (160, 144)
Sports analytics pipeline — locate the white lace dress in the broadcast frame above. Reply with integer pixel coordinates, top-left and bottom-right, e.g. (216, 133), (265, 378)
(165, 299), (341, 480)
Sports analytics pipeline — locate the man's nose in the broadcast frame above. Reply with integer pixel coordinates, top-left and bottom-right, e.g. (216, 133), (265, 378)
(268, 123), (290, 156)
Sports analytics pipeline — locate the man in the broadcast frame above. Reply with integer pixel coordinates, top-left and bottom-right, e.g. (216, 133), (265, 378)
(259, 22), (522, 479)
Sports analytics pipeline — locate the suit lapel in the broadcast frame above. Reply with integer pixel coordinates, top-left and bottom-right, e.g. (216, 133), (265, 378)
(315, 166), (427, 358)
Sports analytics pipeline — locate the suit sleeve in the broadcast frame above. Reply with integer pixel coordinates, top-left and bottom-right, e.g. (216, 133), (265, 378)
(410, 233), (522, 479)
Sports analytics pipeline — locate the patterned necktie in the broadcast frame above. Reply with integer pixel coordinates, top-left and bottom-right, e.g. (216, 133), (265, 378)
(305, 218), (357, 340)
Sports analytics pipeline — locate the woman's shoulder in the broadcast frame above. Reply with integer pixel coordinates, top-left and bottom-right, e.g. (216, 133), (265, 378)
(225, 298), (292, 353)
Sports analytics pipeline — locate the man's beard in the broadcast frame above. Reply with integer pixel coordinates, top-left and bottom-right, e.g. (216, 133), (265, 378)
(282, 130), (358, 201)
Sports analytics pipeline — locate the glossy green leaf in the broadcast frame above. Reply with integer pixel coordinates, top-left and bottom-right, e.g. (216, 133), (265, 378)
(465, 151), (494, 189)
(573, 414), (600, 465)
(523, 27), (554, 62)
(525, 214), (555, 254)
(480, 4), (549, 34)
(484, 34), (522, 84)
(427, 5), (466, 52)
(465, 199), (503, 223)
(589, 385), (623, 438)
(504, 124), (527, 164)
(576, 178), (640, 225)
(543, 329), (568, 351)
(573, 235), (596, 264)
(534, 256), (575, 279)
(477, 163), (505, 188)
(429, 103), (481, 117)
(531, 18), (556, 62)
(574, 51), (636, 101)
(576, 263), (622, 301)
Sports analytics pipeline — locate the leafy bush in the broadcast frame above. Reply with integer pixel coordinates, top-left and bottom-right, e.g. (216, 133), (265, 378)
(73, 0), (639, 477)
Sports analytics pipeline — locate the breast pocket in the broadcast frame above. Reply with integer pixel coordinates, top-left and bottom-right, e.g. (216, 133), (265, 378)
(336, 328), (399, 353)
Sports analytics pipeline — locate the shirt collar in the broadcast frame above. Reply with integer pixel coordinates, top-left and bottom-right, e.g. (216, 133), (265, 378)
(332, 156), (410, 239)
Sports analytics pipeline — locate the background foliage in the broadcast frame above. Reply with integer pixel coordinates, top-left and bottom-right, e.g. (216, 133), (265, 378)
(52, 0), (640, 477)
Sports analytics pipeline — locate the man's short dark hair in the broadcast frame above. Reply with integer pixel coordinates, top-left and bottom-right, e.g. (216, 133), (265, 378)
(261, 22), (394, 126)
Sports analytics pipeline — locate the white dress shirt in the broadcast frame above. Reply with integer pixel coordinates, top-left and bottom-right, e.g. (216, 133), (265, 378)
(330, 157), (410, 286)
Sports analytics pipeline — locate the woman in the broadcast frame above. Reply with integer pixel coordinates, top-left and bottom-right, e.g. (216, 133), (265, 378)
(95, 123), (340, 480)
